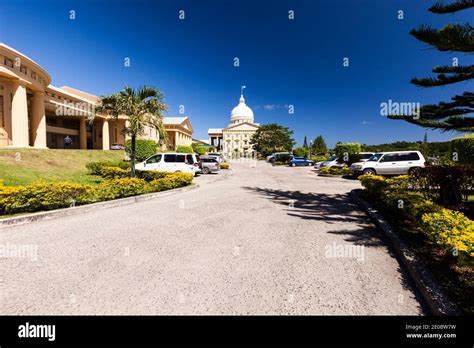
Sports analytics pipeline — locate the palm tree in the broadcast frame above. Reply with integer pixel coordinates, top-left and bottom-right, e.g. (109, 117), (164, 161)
(95, 86), (167, 176)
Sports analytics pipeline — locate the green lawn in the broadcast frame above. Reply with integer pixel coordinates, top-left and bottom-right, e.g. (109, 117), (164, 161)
(0, 149), (125, 186)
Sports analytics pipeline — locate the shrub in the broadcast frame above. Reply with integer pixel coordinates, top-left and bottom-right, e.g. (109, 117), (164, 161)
(135, 170), (171, 181)
(421, 209), (474, 263)
(176, 145), (193, 153)
(86, 161), (129, 175)
(320, 167), (330, 175)
(96, 177), (149, 199)
(359, 174), (389, 196)
(101, 166), (129, 179)
(450, 134), (474, 165)
(293, 147), (310, 157)
(409, 165), (474, 207)
(335, 143), (361, 165)
(149, 172), (193, 191)
(192, 145), (208, 155)
(220, 163), (230, 169)
(311, 155), (329, 162)
(386, 175), (410, 191)
(0, 181), (94, 214)
(125, 139), (158, 162)
(329, 166), (350, 176)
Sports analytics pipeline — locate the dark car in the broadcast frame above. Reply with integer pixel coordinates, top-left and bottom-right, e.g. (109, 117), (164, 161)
(288, 156), (314, 167)
(199, 157), (220, 174)
(269, 152), (291, 163)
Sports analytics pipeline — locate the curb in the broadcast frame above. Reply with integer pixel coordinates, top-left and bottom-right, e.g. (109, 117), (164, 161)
(0, 184), (199, 229)
(350, 189), (461, 316)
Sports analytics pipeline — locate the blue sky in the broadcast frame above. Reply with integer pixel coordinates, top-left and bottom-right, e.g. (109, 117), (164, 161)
(0, 0), (472, 147)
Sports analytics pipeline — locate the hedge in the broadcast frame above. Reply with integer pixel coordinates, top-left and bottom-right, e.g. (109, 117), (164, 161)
(293, 147), (310, 157)
(125, 139), (158, 162)
(358, 174), (472, 263)
(176, 145), (193, 153)
(450, 134), (474, 165)
(0, 173), (193, 215)
(335, 143), (361, 165)
(86, 161), (129, 175)
(320, 166), (350, 176)
(220, 163), (230, 169)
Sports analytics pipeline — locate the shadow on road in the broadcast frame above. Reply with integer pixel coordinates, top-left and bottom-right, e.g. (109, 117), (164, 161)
(243, 186), (385, 247)
(244, 186), (428, 312)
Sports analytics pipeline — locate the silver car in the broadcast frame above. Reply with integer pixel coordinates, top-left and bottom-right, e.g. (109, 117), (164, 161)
(199, 157), (220, 174)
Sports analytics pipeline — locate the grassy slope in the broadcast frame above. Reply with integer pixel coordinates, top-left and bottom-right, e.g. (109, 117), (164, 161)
(0, 149), (125, 186)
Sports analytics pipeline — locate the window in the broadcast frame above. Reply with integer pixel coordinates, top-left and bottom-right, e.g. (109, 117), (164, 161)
(186, 154), (194, 164)
(368, 153), (383, 162)
(20, 65), (27, 74)
(398, 153), (412, 161)
(31, 71), (36, 79)
(382, 154), (398, 162)
(164, 154), (176, 162)
(410, 152), (420, 161)
(146, 154), (162, 164)
(176, 154), (186, 163)
(4, 58), (13, 68)
(0, 95), (4, 127)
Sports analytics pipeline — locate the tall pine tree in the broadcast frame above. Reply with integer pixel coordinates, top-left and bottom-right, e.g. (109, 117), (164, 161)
(389, 0), (473, 132)
(303, 136), (309, 148)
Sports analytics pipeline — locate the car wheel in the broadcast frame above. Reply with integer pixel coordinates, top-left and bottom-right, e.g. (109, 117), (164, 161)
(202, 167), (210, 174)
(362, 169), (376, 176)
(291, 163), (296, 167)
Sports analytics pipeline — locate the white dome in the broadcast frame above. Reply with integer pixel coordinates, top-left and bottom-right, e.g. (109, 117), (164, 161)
(230, 95), (254, 123)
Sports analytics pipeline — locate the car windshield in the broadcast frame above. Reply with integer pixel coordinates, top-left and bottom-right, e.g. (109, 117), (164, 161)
(327, 156), (337, 161)
(367, 153), (383, 162)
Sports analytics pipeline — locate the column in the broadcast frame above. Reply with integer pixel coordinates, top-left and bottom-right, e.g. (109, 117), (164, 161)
(102, 118), (110, 150)
(31, 91), (47, 148)
(79, 117), (87, 149)
(11, 81), (29, 147)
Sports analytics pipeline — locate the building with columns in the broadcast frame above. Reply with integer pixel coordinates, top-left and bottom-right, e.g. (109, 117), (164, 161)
(0, 43), (193, 150)
(208, 91), (259, 158)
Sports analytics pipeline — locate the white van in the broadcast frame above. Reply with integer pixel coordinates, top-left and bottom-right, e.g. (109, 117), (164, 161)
(350, 151), (426, 176)
(135, 153), (200, 175)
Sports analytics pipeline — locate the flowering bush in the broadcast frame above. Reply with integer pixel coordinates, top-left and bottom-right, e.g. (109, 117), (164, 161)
(101, 166), (129, 179)
(358, 173), (473, 264)
(421, 209), (474, 263)
(0, 173), (193, 216)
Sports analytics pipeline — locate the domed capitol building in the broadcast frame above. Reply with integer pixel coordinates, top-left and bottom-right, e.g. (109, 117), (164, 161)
(208, 87), (259, 158)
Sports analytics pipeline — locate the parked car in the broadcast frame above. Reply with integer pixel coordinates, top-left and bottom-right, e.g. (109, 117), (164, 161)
(185, 153), (201, 175)
(135, 153), (199, 175)
(110, 143), (124, 150)
(270, 152), (291, 163)
(200, 156), (220, 174)
(350, 151), (426, 176)
(317, 155), (341, 169)
(266, 154), (274, 162)
(207, 152), (224, 163)
(288, 156), (314, 167)
(358, 152), (375, 162)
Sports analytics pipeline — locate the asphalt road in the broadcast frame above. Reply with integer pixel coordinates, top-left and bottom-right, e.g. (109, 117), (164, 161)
(0, 161), (423, 314)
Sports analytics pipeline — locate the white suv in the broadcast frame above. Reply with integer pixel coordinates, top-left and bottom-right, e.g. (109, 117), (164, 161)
(135, 153), (199, 175)
(350, 151), (426, 176)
